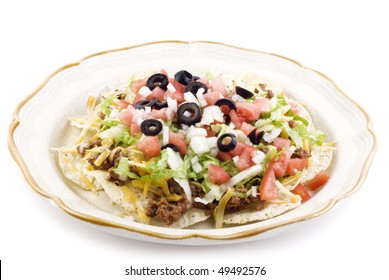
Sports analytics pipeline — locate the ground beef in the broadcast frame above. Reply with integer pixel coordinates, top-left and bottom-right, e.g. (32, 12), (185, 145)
(291, 147), (311, 159)
(168, 178), (184, 195)
(190, 183), (264, 214)
(259, 83), (274, 99)
(225, 195), (264, 213)
(146, 197), (187, 225)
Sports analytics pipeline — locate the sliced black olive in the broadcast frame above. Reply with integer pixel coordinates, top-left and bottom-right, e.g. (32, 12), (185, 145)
(217, 133), (237, 152)
(153, 100), (168, 109)
(248, 129), (265, 145)
(193, 75), (201, 81)
(236, 86), (254, 99)
(134, 99), (156, 110)
(215, 98), (237, 112)
(161, 144), (181, 153)
(140, 119), (163, 136)
(185, 81), (208, 95)
(177, 102), (202, 125)
(146, 73), (169, 91)
(174, 70), (193, 86)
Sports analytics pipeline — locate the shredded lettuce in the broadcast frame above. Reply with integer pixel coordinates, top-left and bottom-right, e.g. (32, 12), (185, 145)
(99, 125), (139, 146)
(101, 96), (115, 116)
(114, 157), (140, 179)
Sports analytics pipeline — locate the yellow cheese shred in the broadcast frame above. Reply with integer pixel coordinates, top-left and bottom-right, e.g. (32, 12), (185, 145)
(122, 186), (150, 224)
(213, 187), (235, 229)
(94, 151), (110, 167)
(61, 155), (95, 192)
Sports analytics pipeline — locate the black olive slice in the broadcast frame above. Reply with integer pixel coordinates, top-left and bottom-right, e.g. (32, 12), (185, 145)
(146, 73), (169, 91)
(248, 129), (265, 145)
(140, 119), (163, 136)
(185, 81), (208, 95)
(177, 102), (202, 126)
(153, 100), (168, 109)
(215, 98), (237, 112)
(134, 99), (156, 110)
(161, 144), (181, 153)
(235, 86), (254, 99)
(174, 70), (193, 86)
(193, 75), (201, 81)
(217, 133), (238, 152)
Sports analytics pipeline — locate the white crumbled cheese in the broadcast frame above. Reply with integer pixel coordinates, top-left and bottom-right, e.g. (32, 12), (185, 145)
(232, 156), (240, 165)
(165, 108), (175, 121)
(210, 147), (218, 157)
(196, 89), (208, 107)
(231, 94), (244, 102)
(162, 126), (170, 146)
(138, 86), (152, 97)
(191, 156), (199, 164)
(167, 97), (178, 112)
(206, 137), (218, 149)
(184, 92), (200, 105)
(133, 108), (149, 124)
(251, 186), (257, 197)
(167, 83), (176, 93)
(109, 109), (119, 119)
(198, 106), (224, 126)
(193, 162), (203, 173)
(263, 127), (282, 142)
(187, 126), (207, 140)
(190, 136), (210, 156)
(252, 150), (266, 165)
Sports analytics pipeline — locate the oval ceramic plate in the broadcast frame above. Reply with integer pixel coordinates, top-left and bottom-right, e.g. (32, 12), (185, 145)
(9, 41), (377, 245)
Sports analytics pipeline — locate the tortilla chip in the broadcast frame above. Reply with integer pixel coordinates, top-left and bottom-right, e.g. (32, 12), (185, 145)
(58, 152), (102, 191)
(300, 148), (333, 184)
(223, 202), (300, 224)
(151, 208), (211, 229)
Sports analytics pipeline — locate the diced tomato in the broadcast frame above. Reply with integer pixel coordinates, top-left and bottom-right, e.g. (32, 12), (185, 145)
(272, 151), (292, 177)
(118, 100), (130, 109)
(130, 122), (141, 136)
(171, 79), (186, 93)
(132, 93), (146, 105)
(306, 171), (330, 190)
(169, 132), (188, 155)
(236, 101), (261, 121)
(118, 107), (134, 127)
(227, 142), (246, 157)
(217, 151), (233, 162)
(289, 101), (301, 115)
(137, 136), (161, 158)
(260, 162), (278, 200)
(240, 122), (256, 136)
(273, 137), (291, 151)
(253, 98), (270, 114)
(208, 164), (231, 184)
(236, 145), (256, 171)
(148, 87), (165, 101)
(211, 76), (227, 96)
(150, 108), (168, 121)
(203, 90), (220, 105)
(292, 183), (311, 202)
(130, 77), (148, 94)
(286, 158), (308, 176)
(164, 89), (185, 103)
(229, 110), (244, 129)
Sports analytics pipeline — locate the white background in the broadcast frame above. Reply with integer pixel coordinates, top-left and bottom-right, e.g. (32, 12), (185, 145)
(1, 0), (387, 279)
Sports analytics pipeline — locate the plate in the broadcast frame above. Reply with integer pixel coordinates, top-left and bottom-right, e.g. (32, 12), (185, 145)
(8, 41), (377, 245)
